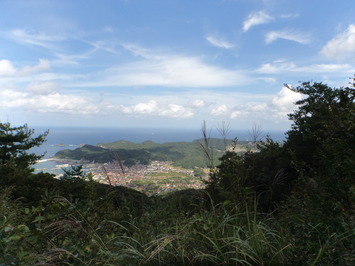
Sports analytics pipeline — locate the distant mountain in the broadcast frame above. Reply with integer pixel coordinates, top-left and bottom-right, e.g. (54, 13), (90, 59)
(55, 138), (251, 168)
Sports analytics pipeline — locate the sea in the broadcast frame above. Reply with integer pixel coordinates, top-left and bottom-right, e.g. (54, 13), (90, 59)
(31, 127), (286, 175)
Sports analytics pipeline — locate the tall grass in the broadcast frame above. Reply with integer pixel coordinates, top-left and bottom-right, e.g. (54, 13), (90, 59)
(116, 194), (289, 265)
(0, 189), (289, 265)
(3, 186), (352, 265)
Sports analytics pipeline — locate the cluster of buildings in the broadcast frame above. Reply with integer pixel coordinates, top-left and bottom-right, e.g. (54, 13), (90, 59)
(70, 160), (206, 195)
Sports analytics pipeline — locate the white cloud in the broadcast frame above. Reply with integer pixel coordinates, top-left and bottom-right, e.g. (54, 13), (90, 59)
(1, 82), (303, 126)
(257, 60), (297, 73)
(191, 99), (205, 108)
(0, 59), (50, 77)
(102, 26), (115, 33)
(26, 81), (60, 94)
(54, 51), (93, 66)
(133, 100), (159, 114)
(0, 88), (99, 115)
(88, 40), (120, 55)
(108, 90), (274, 120)
(0, 60), (17, 76)
(211, 104), (227, 116)
(243, 11), (273, 32)
(35, 93), (100, 114)
(227, 102), (267, 120)
(279, 13), (300, 19)
(35, 72), (80, 82)
(230, 110), (241, 119)
(121, 100), (193, 118)
(206, 35), (234, 49)
(271, 86), (302, 116)
(0, 89), (28, 107)
(208, 87), (302, 123)
(265, 30), (310, 44)
(249, 103), (268, 112)
(320, 24), (355, 60)
(9, 29), (64, 49)
(79, 51), (250, 87)
(257, 60), (353, 74)
(299, 63), (354, 73)
(161, 104), (194, 118)
(21, 59), (51, 75)
(258, 77), (277, 83)
(121, 43), (162, 60)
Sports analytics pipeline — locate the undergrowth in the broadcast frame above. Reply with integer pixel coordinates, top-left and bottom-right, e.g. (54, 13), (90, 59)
(2, 187), (352, 265)
(1, 188), (292, 265)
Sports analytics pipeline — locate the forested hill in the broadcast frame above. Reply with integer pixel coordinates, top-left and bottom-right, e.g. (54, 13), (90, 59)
(54, 138), (251, 168)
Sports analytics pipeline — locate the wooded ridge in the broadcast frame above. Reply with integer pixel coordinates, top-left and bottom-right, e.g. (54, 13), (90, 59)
(54, 138), (253, 168)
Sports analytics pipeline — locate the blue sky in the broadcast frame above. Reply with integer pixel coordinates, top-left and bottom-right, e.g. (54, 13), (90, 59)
(0, 0), (354, 131)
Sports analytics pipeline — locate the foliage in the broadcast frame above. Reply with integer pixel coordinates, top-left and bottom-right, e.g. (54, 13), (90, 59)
(0, 122), (48, 168)
(204, 81), (354, 264)
(60, 165), (94, 183)
(208, 81), (354, 211)
(285, 82), (355, 213)
(278, 193), (355, 265)
(276, 82), (355, 265)
(0, 187), (39, 264)
(55, 144), (115, 163)
(123, 158), (138, 167)
(206, 137), (295, 212)
(56, 138), (249, 168)
(1, 188), (291, 265)
(0, 122), (53, 204)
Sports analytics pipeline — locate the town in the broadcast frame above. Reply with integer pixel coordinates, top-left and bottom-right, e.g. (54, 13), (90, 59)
(53, 159), (207, 196)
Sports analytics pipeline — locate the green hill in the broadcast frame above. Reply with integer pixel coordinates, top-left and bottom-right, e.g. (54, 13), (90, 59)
(55, 138), (250, 168)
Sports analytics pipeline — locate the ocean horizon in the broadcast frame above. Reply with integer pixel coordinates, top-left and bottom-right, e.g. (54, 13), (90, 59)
(33, 126), (286, 145)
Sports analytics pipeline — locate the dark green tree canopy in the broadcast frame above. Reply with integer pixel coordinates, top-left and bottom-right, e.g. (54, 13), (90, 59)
(285, 82), (355, 175)
(208, 81), (354, 212)
(285, 82), (354, 210)
(286, 82), (354, 147)
(0, 122), (49, 169)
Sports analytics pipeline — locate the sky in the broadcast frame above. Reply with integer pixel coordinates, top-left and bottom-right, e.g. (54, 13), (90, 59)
(0, 0), (354, 131)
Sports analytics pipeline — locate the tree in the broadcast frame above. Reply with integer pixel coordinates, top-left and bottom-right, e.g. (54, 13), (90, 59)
(207, 81), (354, 213)
(0, 122), (48, 170)
(0, 123), (51, 203)
(61, 165), (87, 182)
(207, 137), (295, 211)
(123, 158), (138, 168)
(248, 122), (263, 150)
(284, 82), (355, 211)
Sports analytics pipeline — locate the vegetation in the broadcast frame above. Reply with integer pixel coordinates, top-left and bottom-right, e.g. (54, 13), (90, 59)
(55, 138), (252, 168)
(205, 81), (354, 264)
(0, 81), (354, 264)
